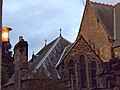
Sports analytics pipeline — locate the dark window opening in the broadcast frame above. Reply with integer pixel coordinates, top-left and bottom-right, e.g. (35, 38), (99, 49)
(68, 60), (75, 79)
(79, 55), (87, 88)
(90, 61), (97, 88)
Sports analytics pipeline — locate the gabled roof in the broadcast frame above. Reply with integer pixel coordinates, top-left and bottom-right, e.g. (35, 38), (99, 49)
(28, 36), (71, 78)
(29, 37), (58, 70)
(78, 0), (120, 47)
(56, 35), (102, 69)
(90, 1), (114, 39)
(90, 1), (120, 47)
(4, 36), (71, 86)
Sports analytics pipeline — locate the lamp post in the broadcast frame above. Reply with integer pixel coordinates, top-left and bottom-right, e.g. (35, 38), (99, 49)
(2, 27), (12, 43)
(1, 27), (13, 84)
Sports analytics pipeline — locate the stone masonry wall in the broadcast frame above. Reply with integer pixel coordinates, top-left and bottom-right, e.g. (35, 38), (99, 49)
(113, 47), (120, 57)
(58, 37), (102, 90)
(79, 2), (113, 62)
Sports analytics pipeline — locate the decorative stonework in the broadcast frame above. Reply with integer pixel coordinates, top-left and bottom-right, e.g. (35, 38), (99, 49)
(57, 36), (102, 90)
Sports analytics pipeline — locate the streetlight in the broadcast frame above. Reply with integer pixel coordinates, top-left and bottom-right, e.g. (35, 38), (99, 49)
(2, 27), (12, 43)
(1, 27), (13, 84)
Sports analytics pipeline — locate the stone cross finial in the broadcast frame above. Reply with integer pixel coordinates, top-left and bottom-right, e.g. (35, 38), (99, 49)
(60, 28), (62, 37)
(45, 39), (47, 46)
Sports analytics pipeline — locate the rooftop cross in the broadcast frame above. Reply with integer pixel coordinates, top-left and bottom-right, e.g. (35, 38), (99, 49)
(60, 28), (62, 37)
(45, 39), (47, 46)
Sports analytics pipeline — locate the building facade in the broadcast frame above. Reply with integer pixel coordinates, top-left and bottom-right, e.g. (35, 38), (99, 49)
(2, 0), (120, 90)
(2, 35), (71, 90)
(57, 0), (120, 90)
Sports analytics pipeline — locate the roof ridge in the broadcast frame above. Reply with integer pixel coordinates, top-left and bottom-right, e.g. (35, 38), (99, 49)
(60, 36), (71, 44)
(115, 2), (120, 6)
(90, 1), (113, 7)
(33, 37), (61, 73)
(35, 37), (59, 55)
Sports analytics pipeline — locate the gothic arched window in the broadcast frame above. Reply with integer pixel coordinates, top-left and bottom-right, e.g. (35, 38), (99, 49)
(79, 55), (87, 88)
(90, 61), (97, 87)
(68, 60), (75, 78)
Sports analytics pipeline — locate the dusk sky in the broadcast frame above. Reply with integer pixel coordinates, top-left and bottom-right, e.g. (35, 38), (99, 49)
(3, 0), (120, 59)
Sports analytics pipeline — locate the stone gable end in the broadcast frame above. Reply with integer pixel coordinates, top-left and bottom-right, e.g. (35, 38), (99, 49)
(64, 36), (101, 67)
(57, 36), (102, 90)
(78, 1), (113, 61)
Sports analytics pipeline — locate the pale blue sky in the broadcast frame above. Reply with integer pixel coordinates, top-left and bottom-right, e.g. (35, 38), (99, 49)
(3, 0), (120, 59)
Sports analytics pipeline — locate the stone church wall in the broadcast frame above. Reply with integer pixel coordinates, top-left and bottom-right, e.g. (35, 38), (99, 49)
(79, 2), (113, 61)
(58, 37), (102, 90)
(96, 58), (120, 90)
(3, 79), (65, 90)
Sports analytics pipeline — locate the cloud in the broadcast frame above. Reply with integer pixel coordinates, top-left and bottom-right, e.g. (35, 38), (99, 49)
(3, 0), (83, 59)
(3, 0), (120, 59)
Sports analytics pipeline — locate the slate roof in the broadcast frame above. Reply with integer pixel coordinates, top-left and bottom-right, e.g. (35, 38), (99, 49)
(4, 1), (120, 87)
(4, 36), (71, 86)
(55, 44), (73, 68)
(29, 37), (58, 70)
(28, 36), (71, 78)
(89, 1), (120, 47)
(90, 1), (114, 39)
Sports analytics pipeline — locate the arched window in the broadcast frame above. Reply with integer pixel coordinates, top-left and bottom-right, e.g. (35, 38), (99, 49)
(90, 61), (97, 87)
(79, 55), (87, 88)
(68, 60), (75, 78)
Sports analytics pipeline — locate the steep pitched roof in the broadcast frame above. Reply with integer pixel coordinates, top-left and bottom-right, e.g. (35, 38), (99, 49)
(4, 36), (71, 86)
(79, 1), (120, 47)
(89, 1), (120, 47)
(29, 37), (58, 70)
(55, 44), (73, 68)
(28, 36), (71, 78)
(90, 1), (114, 39)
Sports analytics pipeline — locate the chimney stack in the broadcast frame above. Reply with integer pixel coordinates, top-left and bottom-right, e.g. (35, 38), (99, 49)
(14, 36), (28, 90)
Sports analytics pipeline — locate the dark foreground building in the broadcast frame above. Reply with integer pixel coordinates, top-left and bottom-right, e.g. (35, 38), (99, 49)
(2, 0), (120, 90)
(0, 0), (2, 89)
(3, 35), (71, 90)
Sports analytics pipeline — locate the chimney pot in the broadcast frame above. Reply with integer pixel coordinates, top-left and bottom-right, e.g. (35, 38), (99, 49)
(19, 36), (24, 41)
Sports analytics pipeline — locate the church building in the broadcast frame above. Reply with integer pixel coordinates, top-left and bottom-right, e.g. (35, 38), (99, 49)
(57, 0), (120, 90)
(2, 0), (120, 90)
